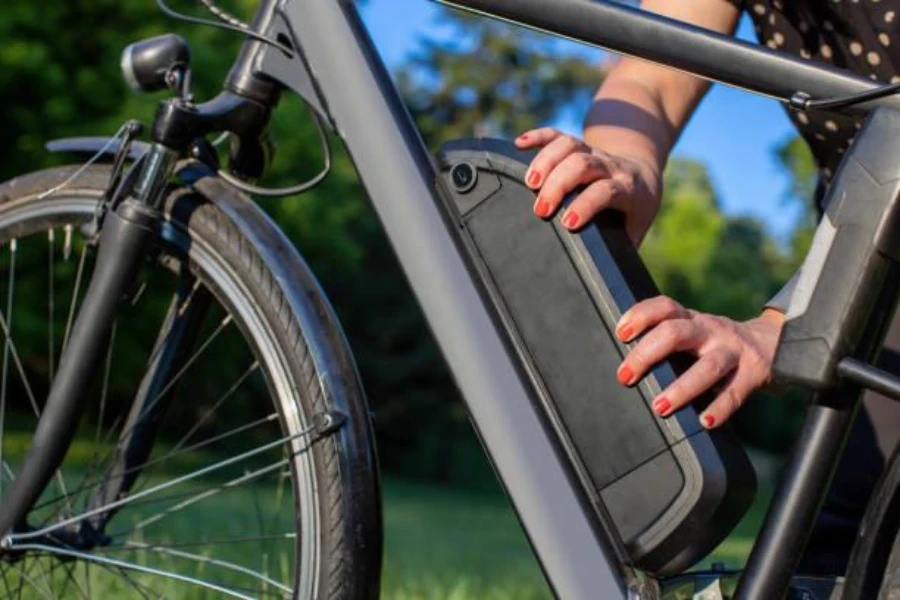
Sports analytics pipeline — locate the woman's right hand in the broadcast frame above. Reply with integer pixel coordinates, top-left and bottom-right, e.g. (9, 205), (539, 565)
(515, 127), (663, 245)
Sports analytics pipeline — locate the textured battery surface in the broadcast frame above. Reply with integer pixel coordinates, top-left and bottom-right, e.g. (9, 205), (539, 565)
(465, 176), (670, 488)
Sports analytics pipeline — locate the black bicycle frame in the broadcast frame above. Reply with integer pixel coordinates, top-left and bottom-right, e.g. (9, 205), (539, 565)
(211, 0), (900, 599)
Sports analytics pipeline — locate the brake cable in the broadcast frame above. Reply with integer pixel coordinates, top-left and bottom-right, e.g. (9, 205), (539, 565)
(790, 81), (900, 112)
(153, 0), (333, 198)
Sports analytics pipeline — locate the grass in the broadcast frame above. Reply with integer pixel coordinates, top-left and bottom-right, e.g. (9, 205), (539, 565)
(0, 426), (772, 599)
(380, 479), (772, 600)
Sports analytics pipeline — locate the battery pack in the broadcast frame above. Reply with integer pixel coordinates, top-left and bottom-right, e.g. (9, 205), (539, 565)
(436, 138), (756, 575)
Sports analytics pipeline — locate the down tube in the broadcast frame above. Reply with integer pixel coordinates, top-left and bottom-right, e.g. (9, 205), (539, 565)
(280, 1), (629, 598)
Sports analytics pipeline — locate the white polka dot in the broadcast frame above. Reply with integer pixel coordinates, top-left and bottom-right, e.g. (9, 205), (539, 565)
(799, 21), (810, 33)
(773, 0), (783, 8)
(824, 20), (835, 31)
(825, 120), (839, 132)
(768, 13), (776, 25)
(868, 51), (882, 65)
(824, 168), (833, 178)
(797, 112), (810, 125)
(821, 44), (833, 58)
(753, 3), (766, 15)
(815, 133), (827, 142)
(871, 73), (880, 80)
(892, 75), (900, 83)
(838, 147), (845, 154)
(887, 11), (896, 23)
(800, 48), (812, 59)
(773, 32), (785, 45)
(850, 41), (863, 55)
(880, 32), (891, 47)
(766, 39), (778, 49)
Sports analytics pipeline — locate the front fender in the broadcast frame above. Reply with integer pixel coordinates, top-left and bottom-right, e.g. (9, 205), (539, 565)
(175, 162), (383, 592)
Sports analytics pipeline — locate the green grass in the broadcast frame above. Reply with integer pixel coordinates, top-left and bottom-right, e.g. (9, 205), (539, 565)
(380, 478), (772, 600)
(0, 427), (772, 598)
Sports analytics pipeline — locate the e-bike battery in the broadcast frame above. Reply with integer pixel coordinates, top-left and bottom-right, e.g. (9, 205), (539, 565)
(436, 138), (756, 575)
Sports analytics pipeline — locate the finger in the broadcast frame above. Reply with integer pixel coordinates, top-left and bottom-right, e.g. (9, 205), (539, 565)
(616, 296), (690, 343)
(699, 372), (756, 428)
(537, 153), (610, 220)
(651, 348), (739, 417)
(617, 318), (706, 387)
(559, 178), (626, 231)
(514, 127), (563, 150)
(525, 134), (592, 192)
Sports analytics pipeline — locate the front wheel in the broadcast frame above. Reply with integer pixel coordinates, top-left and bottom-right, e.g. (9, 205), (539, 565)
(0, 165), (381, 598)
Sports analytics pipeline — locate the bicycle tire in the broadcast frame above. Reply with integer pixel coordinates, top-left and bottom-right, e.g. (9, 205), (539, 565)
(0, 163), (382, 599)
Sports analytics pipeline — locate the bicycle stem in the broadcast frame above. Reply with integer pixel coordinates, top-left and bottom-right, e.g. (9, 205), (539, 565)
(0, 144), (176, 545)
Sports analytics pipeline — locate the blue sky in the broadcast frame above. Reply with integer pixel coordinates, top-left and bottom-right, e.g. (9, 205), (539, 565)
(359, 1), (802, 240)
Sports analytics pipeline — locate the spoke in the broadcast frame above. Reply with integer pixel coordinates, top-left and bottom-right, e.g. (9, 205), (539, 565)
(58, 561), (90, 600)
(48, 229), (55, 382)
(109, 314), (234, 455)
(62, 244), (87, 353)
(10, 425), (314, 543)
(12, 544), (258, 600)
(92, 533), (295, 552)
(30, 412), (278, 514)
(110, 458), (290, 539)
(6, 562), (53, 600)
(168, 361), (259, 459)
(109, 540), (292, 594)
(0, 238), (15, 499)
(96, 562), (158, 600)
(63, 224), (72, 262)
(82, 561), (91, 600)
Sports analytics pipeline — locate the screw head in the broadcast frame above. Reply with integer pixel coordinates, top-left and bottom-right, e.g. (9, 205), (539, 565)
(450, 162), (478, 194)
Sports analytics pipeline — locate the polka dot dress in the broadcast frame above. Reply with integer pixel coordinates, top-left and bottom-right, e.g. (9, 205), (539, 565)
(729, 1), (900, 194)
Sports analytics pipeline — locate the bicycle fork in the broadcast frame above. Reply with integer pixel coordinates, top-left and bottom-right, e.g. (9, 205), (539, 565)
(0, 144), (177, 548)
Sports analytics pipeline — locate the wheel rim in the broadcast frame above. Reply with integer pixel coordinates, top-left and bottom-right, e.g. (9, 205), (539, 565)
(0, 192), (321, 599)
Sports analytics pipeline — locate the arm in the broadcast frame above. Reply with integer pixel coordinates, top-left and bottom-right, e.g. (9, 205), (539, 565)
(517, 0), (742, 243)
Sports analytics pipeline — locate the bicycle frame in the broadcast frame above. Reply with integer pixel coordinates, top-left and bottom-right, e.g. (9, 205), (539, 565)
(10, 0), (900, 598)
(216, 0), (900, 598)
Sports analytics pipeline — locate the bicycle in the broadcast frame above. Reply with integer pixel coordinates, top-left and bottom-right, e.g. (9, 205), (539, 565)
(4, 0), (900, 598)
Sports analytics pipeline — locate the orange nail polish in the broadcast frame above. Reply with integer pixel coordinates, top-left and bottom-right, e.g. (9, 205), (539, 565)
(534, 198), (551, 218)
(703, 414), (716, 428)
(563, 211), (579, 229)
(527, 170), (542, 187)
(618, 325), (634, 341)
(617, 365), (634, 386)
(654, 397), (671, 415)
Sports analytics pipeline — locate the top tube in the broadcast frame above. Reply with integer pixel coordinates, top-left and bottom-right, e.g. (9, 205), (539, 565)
(438, 0), (900, 117)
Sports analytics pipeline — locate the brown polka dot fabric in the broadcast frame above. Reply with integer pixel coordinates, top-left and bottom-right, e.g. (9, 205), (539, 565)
(729, 1), (900, 187)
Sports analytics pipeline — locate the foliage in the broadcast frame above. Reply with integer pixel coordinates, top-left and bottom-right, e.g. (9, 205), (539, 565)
(0, 0), (825, 480)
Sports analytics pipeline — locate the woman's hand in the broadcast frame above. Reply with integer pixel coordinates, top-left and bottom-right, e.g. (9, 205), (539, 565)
(615, 296), (785, 428)
(515, 127), (662, 245)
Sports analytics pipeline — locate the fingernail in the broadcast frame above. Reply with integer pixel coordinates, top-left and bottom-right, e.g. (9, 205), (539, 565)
(617, 324), (634, 341)
(534, 197), (551, 218)
(617, 365), (634, 386)
(527, 170), (542, 187)
(518, 134), (529, 142)
(653, 397), (671, 415)
(562, 211), (580, 229)
(703, 414), (716, 428)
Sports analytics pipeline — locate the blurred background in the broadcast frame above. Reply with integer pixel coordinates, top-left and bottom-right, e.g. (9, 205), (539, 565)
(0, 0), (819, 597)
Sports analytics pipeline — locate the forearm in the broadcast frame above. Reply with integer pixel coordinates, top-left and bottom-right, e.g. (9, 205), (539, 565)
(581, 0), (741, 172)
(582, 69), (693, 176)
